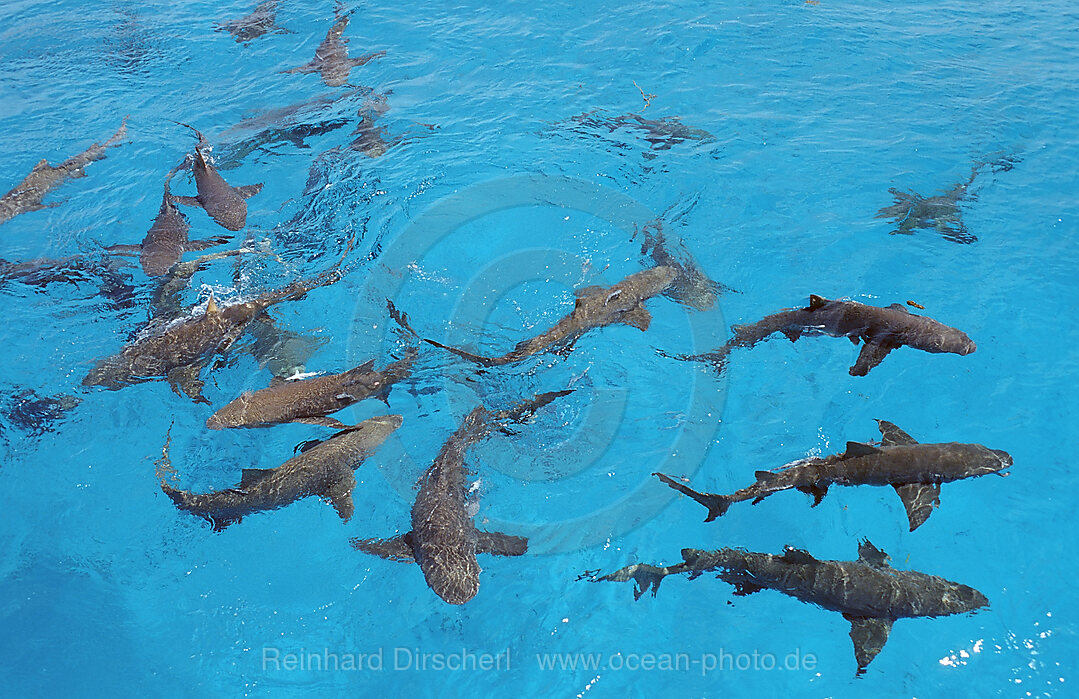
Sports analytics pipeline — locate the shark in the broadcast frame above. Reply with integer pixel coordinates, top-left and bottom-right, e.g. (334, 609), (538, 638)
(565, 110), (714, 151)
(82, 244), (351, 403)
(656, 420), (1012, 531)
(636, 218), (731, 311)
(415, 266), (678, 367)
(875, 155), (1020, 244)
(0, 118), (127, 226)
(107, 166), (232, 276)
(170, 123), (263, 231)
(683, 294), (976, 376)
(215, 118), (351, 170)
(207, 350), (415, 429)
(281, 6), (385, 87)
(352, 390), (570, 604)
(159, 415), (402, 531)
(600, 540), (988, 674)
(214, 0), (291, 44)
(0, 254), (135, 308)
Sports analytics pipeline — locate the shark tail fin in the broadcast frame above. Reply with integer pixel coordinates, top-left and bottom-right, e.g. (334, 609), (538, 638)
(423, 337), (499, 366)
(493, 389), (573, 425)
(654, 472), (731, 521)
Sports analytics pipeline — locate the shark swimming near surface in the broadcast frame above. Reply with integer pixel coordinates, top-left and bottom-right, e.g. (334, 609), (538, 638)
(352, 390), (570, 604)
(281, 5), (385, 87)
(411, 266), (677, 367)
(0, 118), (128, 226)
(635, 218), (732, 311)
(682, 294), (976, 376)
(170, 122), (263, 231)
(214, 0), (291, 44)
(82, 243), (352, 403)
(159, 415), (402, 531)
(563, 110), (714, 152)
(599, 540), (988, 674)
(656, 420), (1012, 531)
(207, 349), (415, 429)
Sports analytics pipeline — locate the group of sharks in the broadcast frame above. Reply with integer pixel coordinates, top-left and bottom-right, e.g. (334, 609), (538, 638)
(0, 0), (1024, 680)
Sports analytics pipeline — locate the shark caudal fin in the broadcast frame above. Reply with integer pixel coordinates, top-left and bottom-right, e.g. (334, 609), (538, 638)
(492, 389), (573, 425)
(654, 472), (731, 521)
(423, 337), (500, 366)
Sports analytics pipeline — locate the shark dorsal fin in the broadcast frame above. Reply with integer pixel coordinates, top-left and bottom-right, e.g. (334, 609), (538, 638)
(845, 615), (894, 675)
(857, 539), (891, 568)
(269, 377), (286, 387)
(350, 533), (416, 562)
(893, 482), (941, 531)
(796, 484), (829, 507)
(620, 305), (652, 332)
(475, 530), (529, 556)
(205, 294), (219, 317)
(754, 470), (781, 483)
(351, 358), (377, 372)
(806, 294), (828, 311)
(574, 284), (605, 299)
(887, 303), (911, 314)
(876, 420), (919, 446)
(845, 441), (881, 458)
(239, 468), (273, 488)
(781, 546), (817, 564)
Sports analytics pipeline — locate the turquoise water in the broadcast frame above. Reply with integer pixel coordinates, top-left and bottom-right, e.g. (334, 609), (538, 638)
(1, 0), (1076, 695)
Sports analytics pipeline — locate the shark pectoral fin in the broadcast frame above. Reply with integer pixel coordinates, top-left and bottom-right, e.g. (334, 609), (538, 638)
(857, 539), (891, 568)
(893, 482), (941, 531)
(166, 365), (209, 404)
(349, 50), (386, 67)
(295, 416), (350, 429)
(350, 533), (416, 563)
(105, 243), (143, 255)
(172, 195), (202, 207)
(845, 615), (894, 675)
(239, 468), (274, 488)
(796, 484), (829, 507)
(781, 546), (817, 564)
(184, 235), (232, 252)
(732, 581), (764, 596)
(876, 420), (919, 446)
(235, 183), (263, 199)
(323, 473), (356, 521)
(850, 341), (896, 376)
(753, 470), (781, 483)
(620, 305), (653, 331)
(475, 530), (528, 557)
(844, 441), (881, 458)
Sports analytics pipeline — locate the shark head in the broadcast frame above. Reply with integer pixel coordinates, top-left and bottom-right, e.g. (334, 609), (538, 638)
(930, 326), (977, 355)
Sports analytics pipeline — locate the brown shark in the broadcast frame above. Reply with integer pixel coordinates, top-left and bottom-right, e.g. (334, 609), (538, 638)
(214, 0), (291, 44)
(207, 350), (415, 429)
(636, 219), (732, 311)
(159, 415), (402, 531)
(684, 294), (976, 376)
(107, 166), (233, 276)
(82, 245), (351, 403)
(352, 390), (570, 604)
(656, 420), (1011, 531)
(599, 540), (988, 674)
(0, 118), (127, 226)
(281, 6), (385, 87)
(416, 266), (677, 367)
(170, 123), (263, 231)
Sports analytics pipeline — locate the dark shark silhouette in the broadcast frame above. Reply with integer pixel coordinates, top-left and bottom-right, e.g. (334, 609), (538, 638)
(413, 266), (677, 367)
(107, 166), (232, 276)
(683, 294), (976, 376)
(0, 118), (127, 226)
(215, 119), (351, 170)
(656, 420), (1011, 531)
(215, 0), (291, 44)
(159, 415), (401, 531)
(600, 540), (988, 674)
(82, 245), (351, 403)
(170, 123), (263, 231)
(0, 254), (135, 308)
(281, 6), (385, 87)
(207, 350), (415, 429)
(875, 156), (1020, 244)
(352, 390), (570, 604)
(565, 110), (714, 152)
(1, 388), (81, 437)
(636, 219), (732, 311)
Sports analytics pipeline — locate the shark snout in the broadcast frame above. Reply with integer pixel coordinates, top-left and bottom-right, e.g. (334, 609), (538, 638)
(991, 449), (1013, 468)
(959, 337), (977, 355)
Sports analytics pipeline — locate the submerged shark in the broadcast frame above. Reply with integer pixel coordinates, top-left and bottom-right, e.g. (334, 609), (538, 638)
(656, 420), (1011, 531)
(636, 219), (731, 311)
(352, 390), (570, 604)
(0, 118), (127, 226)
(281, 6), (385, 87)
(0, 254), (135, 308)
(82, 245), (351, 403)
(566, 110), (714, 151)
(214, 0), (290, 44)
(683, 294), (976, 376)
(170, 123), (263, 231)
(107, 166), (232, 276)
(207, 350), (415, 429)
(600, 540), (988, 674)
(415, 266), (677, 367)
(160, 415), (401, 531)
(215, 119), (351, 170)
